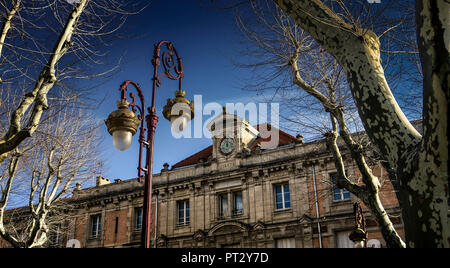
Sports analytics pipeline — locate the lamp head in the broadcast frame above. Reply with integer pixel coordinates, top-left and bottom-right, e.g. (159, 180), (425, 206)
(163, 89), (194, 133)
(349, 227), (367, 248)
(105, 99), (140, 151)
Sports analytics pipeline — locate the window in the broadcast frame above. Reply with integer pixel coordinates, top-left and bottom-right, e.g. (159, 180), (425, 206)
(275, 237), (296, 248)
(177, 200), (190, 226)
(233, 191), (243, 216)
(135, 208), (143, 231)
(274, 183), (291, 210)
(336, 231), (355, 248)
(218, 193), (228, 219)
(331, 173), (351, 201)
(49, 224), (62, 247)
(90, 214), (102, 238)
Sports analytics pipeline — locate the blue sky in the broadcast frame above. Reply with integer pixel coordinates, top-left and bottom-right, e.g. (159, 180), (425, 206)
(94, 0), (266, 181)
(90, 0), (421, 183)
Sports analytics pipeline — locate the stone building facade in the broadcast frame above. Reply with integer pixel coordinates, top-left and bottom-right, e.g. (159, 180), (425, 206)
(1, 113), (405, 248)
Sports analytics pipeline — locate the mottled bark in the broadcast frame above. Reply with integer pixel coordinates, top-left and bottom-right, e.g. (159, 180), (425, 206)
(0, 0), (88, 163)
(397, 0), (449, 248)
(288, 41), (406, 247)
(326, 114), (406, 248)
(0, 0), (90, 248)
(275, 0), (422, 167)
(275, 0), (449, 247)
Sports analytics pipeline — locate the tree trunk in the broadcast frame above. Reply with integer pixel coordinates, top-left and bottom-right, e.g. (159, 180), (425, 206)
(325, 121), (406, 248)
(274, 0), (449, 247)
(398, 0), (449, 248)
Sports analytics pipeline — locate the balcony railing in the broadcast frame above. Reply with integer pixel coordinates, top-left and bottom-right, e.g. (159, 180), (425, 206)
(176, 220), (190, 227)
(232, 209), (243, 217)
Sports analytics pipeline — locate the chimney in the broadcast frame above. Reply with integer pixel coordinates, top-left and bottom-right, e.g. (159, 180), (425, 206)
(96, 176), (110, 187)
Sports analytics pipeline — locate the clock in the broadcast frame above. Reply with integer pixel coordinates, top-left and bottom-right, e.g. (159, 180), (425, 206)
(219, 138), (235, 155)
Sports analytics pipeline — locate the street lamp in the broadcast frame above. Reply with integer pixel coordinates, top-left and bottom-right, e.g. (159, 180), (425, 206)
(349, 202), (368, 248)
(105, 41), (194, 248)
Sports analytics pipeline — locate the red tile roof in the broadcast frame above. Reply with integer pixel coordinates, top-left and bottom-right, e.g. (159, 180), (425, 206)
(172, 145), (213, 169)
(252, 123), (298, 149)
(171, 124), (298, 169)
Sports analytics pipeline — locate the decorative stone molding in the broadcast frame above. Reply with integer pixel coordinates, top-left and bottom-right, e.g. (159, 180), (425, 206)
(208, 221), (249, 237)
(157, 234), (167, 248)
(252, 221), (266, 232)
(193, 229), (207, 242)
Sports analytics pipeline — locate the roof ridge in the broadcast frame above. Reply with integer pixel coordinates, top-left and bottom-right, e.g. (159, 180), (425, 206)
(171, 125), (298, 169)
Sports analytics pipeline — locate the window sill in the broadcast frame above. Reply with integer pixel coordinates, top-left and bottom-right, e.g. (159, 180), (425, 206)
(216, 214), (248, 222)
(87, 236), (101, 241)
(273, 208), (292, 214)
(331, 199), (352, 204)
(176, 222), (190, 228)
(232, 209), (244, 217)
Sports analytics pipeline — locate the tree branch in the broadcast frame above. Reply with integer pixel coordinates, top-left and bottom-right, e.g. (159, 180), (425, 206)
(0, 0), (21, 63)
(324, 116), (366, 197)
(0, 0), (89, 162)
(274, 0), (422, 170)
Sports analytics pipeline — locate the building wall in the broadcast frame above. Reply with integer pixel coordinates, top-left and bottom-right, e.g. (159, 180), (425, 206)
(46, 135), (403, 248)
(0, 138), (404, 248)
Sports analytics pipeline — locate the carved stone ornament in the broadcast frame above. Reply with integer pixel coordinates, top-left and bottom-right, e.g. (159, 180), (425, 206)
(193, 230), (206, 242)
(157, 234), (167, 248)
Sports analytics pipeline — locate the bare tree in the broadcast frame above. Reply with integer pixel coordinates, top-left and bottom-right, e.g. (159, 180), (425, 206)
(234, 0), (407, 247)
(0, 0), (145, 163)
(0, 0), (146, 248)
(0, 106), (102, 248)
(271, 0), (448, 247)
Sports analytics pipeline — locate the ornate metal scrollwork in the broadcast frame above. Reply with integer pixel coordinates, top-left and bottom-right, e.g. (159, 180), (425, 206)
(153, 41), (184, 89)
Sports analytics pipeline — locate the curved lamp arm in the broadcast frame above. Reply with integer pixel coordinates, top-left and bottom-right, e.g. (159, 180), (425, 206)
(151, 40), (184, 108)
(119, 80), (147, 182)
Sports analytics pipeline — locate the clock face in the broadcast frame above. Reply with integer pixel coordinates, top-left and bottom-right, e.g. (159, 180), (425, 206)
(220, 138), (235, 155)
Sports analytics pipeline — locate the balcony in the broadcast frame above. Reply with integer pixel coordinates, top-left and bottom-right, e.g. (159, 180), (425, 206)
(232, 209), (243, 217)
(176, 220), (190, 227)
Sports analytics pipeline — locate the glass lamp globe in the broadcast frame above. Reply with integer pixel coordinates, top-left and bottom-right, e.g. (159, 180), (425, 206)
(105, 98), (140, 151)
(170, 113), (190, 133)
(112, 129), (133, 151)
(163, 89), (194, 133)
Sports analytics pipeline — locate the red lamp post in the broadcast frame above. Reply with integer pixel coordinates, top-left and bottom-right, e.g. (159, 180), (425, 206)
(105, 41), (194, 248)
(349, 202), (368, 248)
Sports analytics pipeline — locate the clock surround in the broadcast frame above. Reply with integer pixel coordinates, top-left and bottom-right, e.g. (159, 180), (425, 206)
(219, 138), (235, 155)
